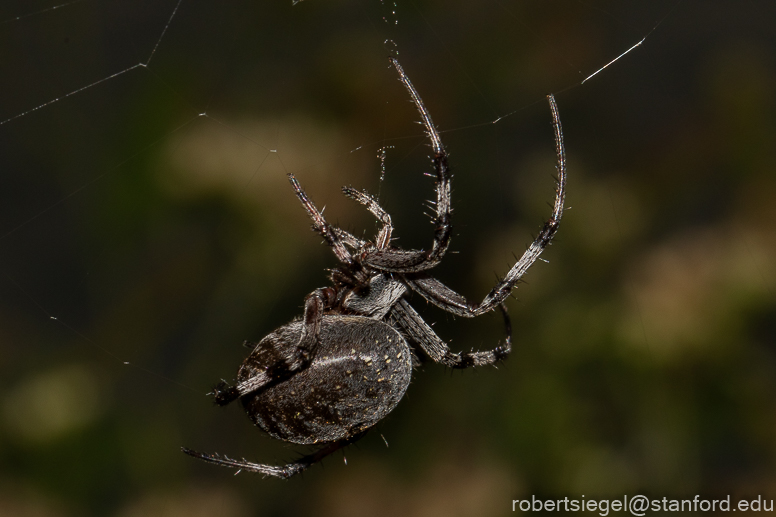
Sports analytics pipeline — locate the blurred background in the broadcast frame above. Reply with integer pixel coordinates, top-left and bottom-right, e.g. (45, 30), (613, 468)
(0, 0), (774, 515)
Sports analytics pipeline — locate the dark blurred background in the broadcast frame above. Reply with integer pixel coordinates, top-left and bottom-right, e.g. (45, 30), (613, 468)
(1, 0), (774, 515)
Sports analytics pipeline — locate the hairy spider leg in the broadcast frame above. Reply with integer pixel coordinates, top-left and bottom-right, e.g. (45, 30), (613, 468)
(358, 58), (453, 273)
(389, 299), (512, 368)
(209, 288), (331, 406)
(332, 227), (367, 250)
(287, 173), (355, 265)
(404, 94), (566, 318)
(182, 433), (364, 479)
(286, 173), (370, 258)
(287, 174), (377, 260)
(341, 187), (393, 249)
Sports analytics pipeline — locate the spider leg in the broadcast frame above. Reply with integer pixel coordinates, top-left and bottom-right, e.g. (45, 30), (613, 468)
(182, 432), (364, 479)
(334, 227), (366, 249)
(287, 173), (354, 265)
(407, 94), (566, 317)
(389, 299), (511, 368)
(404, 275), (473, 317)
(404, 274), (526, 318)
(357, 58), (452, 272)
(342, 186), (393, 249)
(212, 287), (333, 406)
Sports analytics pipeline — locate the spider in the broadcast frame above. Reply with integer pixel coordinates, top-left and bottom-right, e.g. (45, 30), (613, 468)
(182, 57), (567, 479)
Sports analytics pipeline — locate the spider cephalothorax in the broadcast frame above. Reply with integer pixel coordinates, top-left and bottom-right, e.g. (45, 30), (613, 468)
(183, 57), (567, 479)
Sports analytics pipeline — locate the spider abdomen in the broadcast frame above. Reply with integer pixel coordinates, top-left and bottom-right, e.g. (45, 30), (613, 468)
(240, 315), (412, 445)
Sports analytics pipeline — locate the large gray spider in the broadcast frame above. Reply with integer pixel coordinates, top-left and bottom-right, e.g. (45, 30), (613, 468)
(183, 57), (567, 479)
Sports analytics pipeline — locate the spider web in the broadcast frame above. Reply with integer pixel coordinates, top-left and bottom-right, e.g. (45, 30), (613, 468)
(2, 0), (773, 515)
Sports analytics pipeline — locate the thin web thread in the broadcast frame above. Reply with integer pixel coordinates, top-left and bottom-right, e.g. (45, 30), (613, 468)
(0, 0), (91, 25)
(0, 0), (186, 127)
